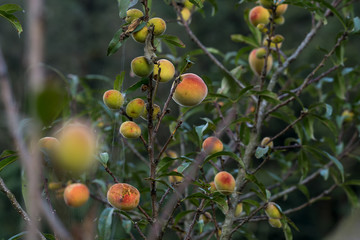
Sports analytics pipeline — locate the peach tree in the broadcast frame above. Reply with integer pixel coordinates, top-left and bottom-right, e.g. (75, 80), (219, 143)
(1, 0), (360, 240)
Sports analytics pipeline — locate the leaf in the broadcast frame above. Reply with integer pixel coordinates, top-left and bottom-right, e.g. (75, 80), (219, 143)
(98, 152), (109, 167)
(204, 151), (245, 169)
(323, 151), (344, 182)
(195, 122), (208, 145)
(282, 221), (293, 240)
(230, 34), (259, 48)
(9, 232), (27, 240)
(125, 78), (149, 94)
(117, 0), (131, 18)
(303, 117), (315, 140)
(0, 10), (22, 36)
(107, 28), (128, 56)
(0, 150), (18, 172)
(198, 219), (205, 233)
(114, 72), (125, 91)
(245, 174), (266, 199)
(320, 168), (329, 181)
(353, 17), (360, 33)
(255, 146), (269, 159)
(122, 219), (132, 234)
(0, 4), (23, 13)
(250, 90), (280, 104)
(342, 185), (359, 208)
(314, 0), (346, 29)
(98, 208), (115, 240)
(213, 195), (228, 214)
(189, 0), (204, 8)
(344, 180), (360, 186)
(174, 210), (195, 225)
(158, 34), (186, 48)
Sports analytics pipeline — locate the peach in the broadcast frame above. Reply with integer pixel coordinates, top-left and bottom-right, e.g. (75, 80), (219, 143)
(260, 0), (274, 9)
(131, 56), (154, 77)
(103, 89), (125, 110)
(342, 110), (354, 122)
(249, 6), (270, 27)
(48, 182), (63, 190)
(172, 73), (208, 107)
(38, 137), (59, 155)
(261, 137), (273, 148)
(248, 48), (273, 76)
(214, 171), (235, 195)
(161, 150), (178, 159)
(56, 123), (96, 173)
(274, 15), (285, 25)
(268, 218), (282, 228)
(169, 168), (184, 183)
(125, 8), (143, 23)
(153, 59), (176, 83)
(178, 7), (191, 24)
(107, 183), (140, 211)
(132, 25), (149, 43)
(126, 98), (145, 118)
(275, 4), (288, 16)
(235, 203), (243, 217)
(119, 121), (141, 139)
(209, 181), (217, 192)
(263, 35), (284, 49)
(202, 136), (223, 155)
(265, 202), (282, 219)
(63, 183), (89, 207)
(199, 212), (212, 224)
(148, 17), (166, 36)
(141, 103), (161, 120)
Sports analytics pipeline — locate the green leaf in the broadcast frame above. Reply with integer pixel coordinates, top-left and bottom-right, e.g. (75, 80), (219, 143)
(98, 152), (109, 167)
(125, 78), (149, 94)
(282, 221), (293, 240)
(204, 151), (245, 169)
(114, 72), (125, 91)
(353, 17), (360, 33)
(323, 151), (344, 182)
(344, 180), (360, 186)
(245, 174), (266, 199)
(230, 34), (259, 48)
(8, 232), (27, 240)
(250, 90), (280, 104)
(158, 34), (186, 48)
(195, 122), (208, 145)
(190, 0), (204, 8)
(118, 0), (131, 18)
(213, 195), (228, 214)
(299, 150), (310, 177)
(303, 117), (315, 140)
(122, 219), (132, 234)
(198, 219), (205, 233)
(174, 210), (195, 225)
(107, 28), (128, 56)
(0, 150), (17, 172)
(0, 10), (22, 35)
(98, 208), (115, 240)
(255, 146), (269, 159)
(314, 0), (346, 29)
(342, 185), (359, 208)
(0, 4), (23, 13)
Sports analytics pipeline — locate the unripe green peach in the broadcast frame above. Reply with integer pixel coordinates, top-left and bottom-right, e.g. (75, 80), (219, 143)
(103, 90), (125, 110)
(261, 137), (273, 148)
(202, 136), (223, 155)
(153, 59), (176, 83)
(63, 183), (89, 207)
(169, 169), (184, 183)
(265, 202), (282, 219)
(214, 171), (235, 195)
(126, 98), (145, 118)
(268, 218), (282, 228)
(274, 15), (285, 25)
(255, 48), (267, 58)
(141, 103), (161, 120)
(132, 25), (149, 43)
(178, 7), (191, 23)
(119, 121), (141, 139)
(125, 8), (144, 23)
(209, 181), (217, 192)
(275, 4), (288, 16)
(172, 73), (208, 107)
(248, 48), (273, 76)
(235, 203), (243, 217)
(342, 110), (354, 122)
(56, 123), (97, 174)
(38, 137), (60, 155)
(260, 0), (274, 9)
(199, 212), (212, 224)
(148, 17), (166, 36)
(263, 37), (282, 49)
(131, 56), (154, 77)
(107, 183), (140, 211)
(249, 6), (270, 27)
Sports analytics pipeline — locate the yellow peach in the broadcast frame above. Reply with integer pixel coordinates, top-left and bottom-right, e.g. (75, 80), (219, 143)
(178, 8), (191, 24)
(119, 121), (141, 139)
(248, 48), (273, 76)
(107, 183), (140, 211)
(131, 56), (154, 78)
(38, 137), (60, 155)
(153, 59), (176, 83)
(141, 103), (161, 120)
(268, 218), (282, 228)
(265, 202), (282, 219)
(169, 169), (184, 183)
(214, 171), (235, 195)
(63, 183), (90, 207)
(126, 98), (145, 119)
(103, 89), (125, 110)
(261, 137), (273, 148)
(148, 17), (166, 36)
(275, 4), (288, 16)
(202, 136), (223, 155)
(235, 203), (243, 217)
(132, 25), (149, 43)
(125, 8), (143, 23)
(249, 6), (270, 27)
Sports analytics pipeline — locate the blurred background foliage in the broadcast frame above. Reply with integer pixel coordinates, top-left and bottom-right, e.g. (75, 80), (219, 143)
(1, 0), (360, 239)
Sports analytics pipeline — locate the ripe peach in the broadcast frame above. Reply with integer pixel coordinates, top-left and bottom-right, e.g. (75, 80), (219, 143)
(125, 8), (143, 23)
(126, 98), (145, 118)
(169, 169), (184, 183)
(214, 171), (235, 195)
(119, 121), (141, 139)
(249, 6), (270, 27)
(107, 183), (140, 211)
(141, 103), (161, 120)
(131, 56), (154, 77)
(38, 137), (59, 154)
(202, 136), (223, 155)
(248, 48), (273, 76)
(172, 73), (208, 107)
(103, 89), (125, 110)
(235, 203), (243, 217)
(148, 17), (166, 36)
(56, 123), (96, 173)
(265, 202), (282, 219)
(132, 25), (149, 43)
(261, 137), (273, 148)
(268, 218), (282, 228)
(342, 110), (354, 122)
(153, 59), (176, 83)
(63, 183), (89, 207)
(275, 4), (288, 16)
(178, 7), (191, 24)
